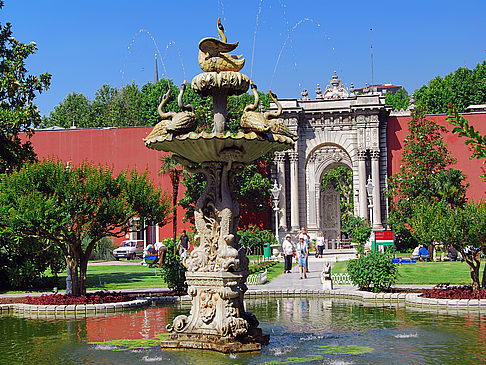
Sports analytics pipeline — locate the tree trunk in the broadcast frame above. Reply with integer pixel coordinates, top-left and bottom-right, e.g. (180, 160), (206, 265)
(66, 257), (80, 297)
(79, 257), (89, 296)
(463, 249), (481, 292)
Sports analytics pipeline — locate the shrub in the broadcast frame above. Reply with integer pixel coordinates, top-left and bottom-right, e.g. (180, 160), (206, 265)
(159, 238), (187, 294)
(25, 291), (130, 305)
(422, 283), (486, 299)
(89, 237), (115, 261)
(248, 261), (277, 274)
(237, 225), (277, 250)
(346, 251), (398, 292)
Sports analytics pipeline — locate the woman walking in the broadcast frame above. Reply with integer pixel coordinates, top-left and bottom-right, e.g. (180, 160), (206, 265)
(297, 237), (308, 279)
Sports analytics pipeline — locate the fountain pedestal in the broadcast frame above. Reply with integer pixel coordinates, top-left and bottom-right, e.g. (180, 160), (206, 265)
(144, 19), (295, 353)
(162, 271), (268, 353)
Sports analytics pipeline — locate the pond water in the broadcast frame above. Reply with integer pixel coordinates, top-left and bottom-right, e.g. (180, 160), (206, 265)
(1, 297), (485, 364)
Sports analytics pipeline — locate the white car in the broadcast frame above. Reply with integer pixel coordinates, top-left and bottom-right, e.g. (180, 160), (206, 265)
(113, 240), (144, 260)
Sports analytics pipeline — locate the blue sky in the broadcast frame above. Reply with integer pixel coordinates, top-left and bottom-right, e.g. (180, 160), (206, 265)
(3, 0), (485, 116)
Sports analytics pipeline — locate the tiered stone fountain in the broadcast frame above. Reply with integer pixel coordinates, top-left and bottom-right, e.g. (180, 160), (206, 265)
(144, 19), (296, 353)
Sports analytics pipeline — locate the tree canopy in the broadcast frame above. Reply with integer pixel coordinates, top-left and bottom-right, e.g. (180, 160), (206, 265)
(0, 1), (51, 173)
(414, 61), (486, 114)
(0, 160), (171, 296)
(386, 106), (467, 250)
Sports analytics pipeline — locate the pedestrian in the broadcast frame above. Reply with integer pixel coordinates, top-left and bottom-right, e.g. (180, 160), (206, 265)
(282, 234), (294, 273)
(316, 232), (325, 258)
(178, 230), (189, 260)
(447, 245), (458, 261)
(418, 245), (430, 262)
(296, 227), (310, 272)
(154, 241), (168, 268)
(296, 237), (308, 279)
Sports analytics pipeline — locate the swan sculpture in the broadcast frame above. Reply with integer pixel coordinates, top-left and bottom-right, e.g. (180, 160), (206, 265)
(145, 81), (197, 140)
(240, 81), (270, 134)
(266, 90), (298, 141)
(198, 18), (245, 72)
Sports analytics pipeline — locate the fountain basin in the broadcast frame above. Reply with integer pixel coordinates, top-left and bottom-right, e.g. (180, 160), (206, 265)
(144, 131), (294, 164)
(191, 71), (249, 96)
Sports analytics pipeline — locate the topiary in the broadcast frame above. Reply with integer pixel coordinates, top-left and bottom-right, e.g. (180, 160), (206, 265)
(159, 238), (187, 294)
(346, 251), (398, 292)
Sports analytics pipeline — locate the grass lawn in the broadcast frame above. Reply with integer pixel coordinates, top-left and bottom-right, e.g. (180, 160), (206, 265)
(55, 263), (167, 291)
(332, 260), (474, 285)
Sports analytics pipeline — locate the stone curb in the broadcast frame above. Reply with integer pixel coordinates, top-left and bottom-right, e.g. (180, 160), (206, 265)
(244, 289), (486, 310)
(0, 298), (149, 315)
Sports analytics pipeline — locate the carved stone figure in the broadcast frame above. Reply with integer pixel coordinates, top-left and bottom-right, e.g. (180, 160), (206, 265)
(144, 80), (197, 140)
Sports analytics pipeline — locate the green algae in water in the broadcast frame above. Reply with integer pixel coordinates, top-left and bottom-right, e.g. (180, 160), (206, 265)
(316, 345), (374, 355)
(88, 333), (169, 351)
(264, 355), (324, 364)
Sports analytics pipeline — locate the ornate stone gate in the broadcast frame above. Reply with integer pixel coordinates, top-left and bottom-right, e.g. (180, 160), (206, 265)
(272, 72), (391, 240)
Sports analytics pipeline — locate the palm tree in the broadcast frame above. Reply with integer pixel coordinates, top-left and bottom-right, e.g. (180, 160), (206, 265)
(433, 168), (468, 208)
(160, 154), (188, 254)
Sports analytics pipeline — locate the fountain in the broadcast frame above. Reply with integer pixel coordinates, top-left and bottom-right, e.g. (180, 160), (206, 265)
(144, 19), (297, 353)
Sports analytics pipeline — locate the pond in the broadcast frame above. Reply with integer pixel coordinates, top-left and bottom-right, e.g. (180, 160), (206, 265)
(1, 297), (485, 364)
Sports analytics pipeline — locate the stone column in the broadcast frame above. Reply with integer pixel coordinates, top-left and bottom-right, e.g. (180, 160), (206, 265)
(358, 149), (368, 220)
(275, 152), (287, 231)
(306, 155), (317, 230)
(370, 150), (383, 229)
(315, 183), (321, 232)
(289, 151), (300, 231)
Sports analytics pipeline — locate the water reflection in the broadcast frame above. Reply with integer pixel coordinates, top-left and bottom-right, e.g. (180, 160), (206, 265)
(1, 298), (486, 364)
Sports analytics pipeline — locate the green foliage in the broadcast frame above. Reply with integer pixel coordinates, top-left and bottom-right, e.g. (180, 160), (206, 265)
(410, 200), (486, 291)
(343, 216), (372, 254)
(386, 106), (466, 250)
(0, 2), (51, 173)
(321, 166), (353, 221)
(158, 238), (187, 293)
(0, 160), (171, 296)
(347, 251), (398, 292)
(414, 61), (486, 114)
(0, 235), (65, 290)
(384, 87), (410, 111)
(89, 237), (115, 261)
(448, 106), (486, 180)
(237, 225), (277, 249)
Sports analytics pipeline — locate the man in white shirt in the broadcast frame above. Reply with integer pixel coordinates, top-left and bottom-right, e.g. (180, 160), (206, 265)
(282, 234), (294, 273)
(154, 241), (168, 268)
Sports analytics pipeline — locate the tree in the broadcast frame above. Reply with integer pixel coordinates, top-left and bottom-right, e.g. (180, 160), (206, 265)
(447, 105), (486, 180)
(0, 160), (171, 296)
(0, 0), (51, 173)
(159, 153), (188, 250)
(410, 200), (486, 291)
(42, 92), (91, 128)
(414, 61), (486, 114)
(384, 87), (410, 111)
(386, 106), (462, 250)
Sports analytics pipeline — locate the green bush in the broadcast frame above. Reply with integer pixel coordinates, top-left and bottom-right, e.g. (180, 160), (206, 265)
(249, 261), (277, 274)
(346, 251), (398, 292)
(159, 238), (187, 294)
(89, 237), (115, 261)
(237, 225), (277, 249)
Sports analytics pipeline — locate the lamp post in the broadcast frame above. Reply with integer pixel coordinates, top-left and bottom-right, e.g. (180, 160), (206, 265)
(270, 180), (281, 243)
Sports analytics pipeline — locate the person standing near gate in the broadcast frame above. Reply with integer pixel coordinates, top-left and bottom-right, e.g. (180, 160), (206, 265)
(282, 234), (294, 273)
(296, 227), (310, 272)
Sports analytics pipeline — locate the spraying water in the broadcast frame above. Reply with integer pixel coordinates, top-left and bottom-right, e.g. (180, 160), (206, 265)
(164, 40), (186, 82)
(250, 0), (265, 80)
(270, 17), (334, 89)
(121, 28), (167, 86)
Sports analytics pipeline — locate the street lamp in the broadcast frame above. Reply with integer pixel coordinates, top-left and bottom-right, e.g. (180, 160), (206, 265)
(270, 180), (281, 243)
(366, 177), (374, 225)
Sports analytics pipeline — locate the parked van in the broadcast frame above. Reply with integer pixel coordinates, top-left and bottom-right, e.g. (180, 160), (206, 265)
(113, 240), (144, 260)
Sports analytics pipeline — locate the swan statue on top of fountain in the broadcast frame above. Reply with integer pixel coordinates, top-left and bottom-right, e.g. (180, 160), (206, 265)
(144, 80), (197, 140)
(198, 18), (245, 73)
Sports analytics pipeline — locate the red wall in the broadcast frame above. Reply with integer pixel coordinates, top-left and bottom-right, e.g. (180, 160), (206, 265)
(387, 113), (486, 202)
(26, 126), (191, 244)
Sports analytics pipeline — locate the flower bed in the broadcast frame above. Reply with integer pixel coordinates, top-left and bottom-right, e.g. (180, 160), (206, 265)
(249, 261), (277, 274)
(422, 283), (486, 299)
(25, 292), (131, 305)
